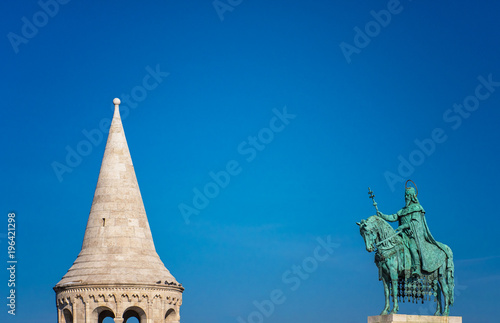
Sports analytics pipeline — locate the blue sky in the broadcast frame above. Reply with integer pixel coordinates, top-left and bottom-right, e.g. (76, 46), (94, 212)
(1, 0), (500, 322)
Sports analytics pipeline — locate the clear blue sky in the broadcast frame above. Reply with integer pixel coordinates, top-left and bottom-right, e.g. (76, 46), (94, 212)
(1, 1), (500, 322)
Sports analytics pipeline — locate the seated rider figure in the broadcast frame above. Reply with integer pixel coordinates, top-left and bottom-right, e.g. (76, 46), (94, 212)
(376, 183), (441, 276)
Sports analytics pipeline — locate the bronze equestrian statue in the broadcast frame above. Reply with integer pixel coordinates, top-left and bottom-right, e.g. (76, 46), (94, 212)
(357, 181), (454, 316)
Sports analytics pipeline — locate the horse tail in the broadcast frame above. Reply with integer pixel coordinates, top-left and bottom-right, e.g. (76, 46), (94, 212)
(442, 243), (455, 305)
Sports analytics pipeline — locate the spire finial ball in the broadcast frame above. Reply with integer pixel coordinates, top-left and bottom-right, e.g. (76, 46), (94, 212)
(113, 98), (121, 106)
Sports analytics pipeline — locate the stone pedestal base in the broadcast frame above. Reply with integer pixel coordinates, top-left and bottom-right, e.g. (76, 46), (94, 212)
(368, 314), (462, 323)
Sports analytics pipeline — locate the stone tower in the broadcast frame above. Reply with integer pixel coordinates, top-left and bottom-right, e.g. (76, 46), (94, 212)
(54, 98), (183, 323)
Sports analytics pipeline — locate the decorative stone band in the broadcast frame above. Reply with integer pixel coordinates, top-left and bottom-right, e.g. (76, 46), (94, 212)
(54, 285), (183, 323)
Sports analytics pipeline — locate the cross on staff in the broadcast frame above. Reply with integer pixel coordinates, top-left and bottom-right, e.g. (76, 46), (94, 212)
(368, 187), (379, 213)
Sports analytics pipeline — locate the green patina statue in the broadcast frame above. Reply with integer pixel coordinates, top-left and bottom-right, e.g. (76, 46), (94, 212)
(357, 180), (455, 316)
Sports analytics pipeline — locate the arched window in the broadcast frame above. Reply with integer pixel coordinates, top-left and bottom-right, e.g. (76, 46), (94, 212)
(93, 306), (115, 323)
(165, 308), (176, 322)
(123, 306), (146, 323)
(62, 308), (73, 323)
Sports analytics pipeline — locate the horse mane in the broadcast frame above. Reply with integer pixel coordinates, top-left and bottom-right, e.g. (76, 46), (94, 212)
(367, 215), (398, 247)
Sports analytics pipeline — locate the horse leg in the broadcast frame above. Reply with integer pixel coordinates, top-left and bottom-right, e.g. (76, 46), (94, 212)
(434, 279), (442, 316)
(389, 261), (399, 314)
(389, 278), (399, 314)
(380, 272), (390, 315)
(439, 266), (450, 316)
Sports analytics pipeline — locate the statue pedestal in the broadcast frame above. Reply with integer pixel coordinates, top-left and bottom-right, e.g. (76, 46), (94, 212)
(368, 314), (462, 323)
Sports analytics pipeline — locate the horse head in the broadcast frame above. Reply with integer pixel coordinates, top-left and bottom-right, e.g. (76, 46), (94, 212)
(357, 216), (377, 252)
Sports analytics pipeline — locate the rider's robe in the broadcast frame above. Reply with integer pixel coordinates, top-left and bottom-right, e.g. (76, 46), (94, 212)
(381, 203), (447, 273)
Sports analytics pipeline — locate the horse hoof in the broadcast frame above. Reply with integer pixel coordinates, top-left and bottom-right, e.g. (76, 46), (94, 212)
(380, 310), (389, 315)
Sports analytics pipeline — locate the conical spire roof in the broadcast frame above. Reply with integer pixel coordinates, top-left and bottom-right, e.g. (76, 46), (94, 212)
(56, 98), (178, 288)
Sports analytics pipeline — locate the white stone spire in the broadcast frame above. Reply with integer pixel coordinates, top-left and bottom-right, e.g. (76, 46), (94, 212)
(54, 98), (183, 323)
